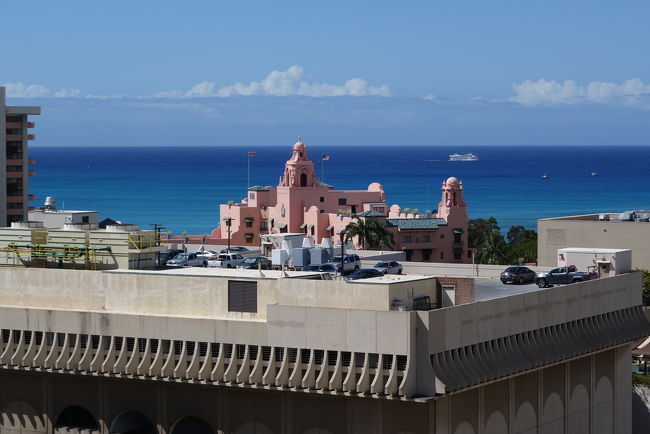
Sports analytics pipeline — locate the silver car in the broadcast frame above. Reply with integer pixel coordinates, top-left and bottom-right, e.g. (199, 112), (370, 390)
(373, 261), (403, 275)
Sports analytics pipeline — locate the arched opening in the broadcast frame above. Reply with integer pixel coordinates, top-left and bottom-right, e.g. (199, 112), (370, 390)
(453, 421), (476, 434)
(109, 411), (155, 434)
(1, 400), (46, 433)
(483, 411), (507, 434)
(593, 376), (614, 434)
(541, 392), (564, 434)
(568, 384), (590, 434)
(514, 401), (537, 434)
(170, 416), (212, 434)
(300, 173), (307, 187)
(54, 405), (99, 433)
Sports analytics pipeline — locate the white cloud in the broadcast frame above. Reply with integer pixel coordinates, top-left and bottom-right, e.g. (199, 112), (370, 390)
(3, 82), (52, 98)
(53, 88), (82, 98)
(158, 65), (391, 98)
(511, 78), (650, 106)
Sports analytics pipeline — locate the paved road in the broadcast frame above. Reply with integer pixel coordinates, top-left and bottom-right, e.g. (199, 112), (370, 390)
(474, 278), (541, 301)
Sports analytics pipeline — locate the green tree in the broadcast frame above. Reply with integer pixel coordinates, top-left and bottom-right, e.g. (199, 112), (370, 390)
(468, 217), (500, 250)
(469, 217), (538, 265)
(345, 217), (375, 250)
(506, 225), (538, 264)
(345, 217), (395, 250)
(368, 220), (395, 250)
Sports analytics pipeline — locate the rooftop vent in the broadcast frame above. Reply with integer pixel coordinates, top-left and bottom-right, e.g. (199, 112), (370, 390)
(43, 196), (56, 211)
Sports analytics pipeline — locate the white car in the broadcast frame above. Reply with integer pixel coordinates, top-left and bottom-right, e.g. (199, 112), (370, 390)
(196, 250), (219, 260)
(208, 253), (246, 268)
(166, 252), (208, 268)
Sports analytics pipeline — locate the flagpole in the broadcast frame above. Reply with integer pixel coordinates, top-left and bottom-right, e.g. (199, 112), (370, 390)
(247, 153), (250, 189)
(321, 155), (324, 184)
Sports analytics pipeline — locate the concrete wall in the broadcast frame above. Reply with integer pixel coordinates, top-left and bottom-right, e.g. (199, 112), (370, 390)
(425, 272), (642, 354)
(0, 347), (634, 434)
(538, 217), (650, 269)
(0, 267), (437, 320)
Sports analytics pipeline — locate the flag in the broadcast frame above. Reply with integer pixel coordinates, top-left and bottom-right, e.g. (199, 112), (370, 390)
(322, 154), (330, 161)
(248, 151), (256, 157)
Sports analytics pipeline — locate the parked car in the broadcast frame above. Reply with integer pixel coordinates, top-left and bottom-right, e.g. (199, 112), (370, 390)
(328, 254), (361, 274)
(535, 267), (596, 288)
(166, 252), (208, 268)
(301, 263), (338, 277)
(500, 266), (536, 284)
(220, 246), (250, 253)
(157, 249), (183, 267)
(345, 268), (384, 281)
(196, 250), (219, 260)
(208, 253), (246, 268)
(237, 256), (272, 270)
(373, 260), (403, 275)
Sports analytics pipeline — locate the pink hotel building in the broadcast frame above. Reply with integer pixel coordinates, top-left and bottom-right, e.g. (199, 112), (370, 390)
(212, 139), (471, 263)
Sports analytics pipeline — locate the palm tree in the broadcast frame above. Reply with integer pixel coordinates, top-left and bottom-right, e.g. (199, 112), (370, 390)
(345, 217), (395, 250)
(344, 217), (375, 249)
(368, 220), (395, 250)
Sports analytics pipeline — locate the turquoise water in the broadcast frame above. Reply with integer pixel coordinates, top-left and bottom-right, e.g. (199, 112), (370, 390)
(29, 146), (650, 235)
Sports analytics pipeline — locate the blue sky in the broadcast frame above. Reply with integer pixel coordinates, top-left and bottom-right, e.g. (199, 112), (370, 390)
(3, 1), (650, 146)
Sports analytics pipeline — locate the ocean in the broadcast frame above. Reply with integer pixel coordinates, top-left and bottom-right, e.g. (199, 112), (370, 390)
(29, 145), (650, 236)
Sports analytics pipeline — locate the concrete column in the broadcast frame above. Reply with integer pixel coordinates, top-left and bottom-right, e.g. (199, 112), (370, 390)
(0, 87), (7, 227)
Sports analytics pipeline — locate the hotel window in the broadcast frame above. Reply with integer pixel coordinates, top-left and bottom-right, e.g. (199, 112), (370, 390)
(320, 197), (324, 202)
(404, 235), (412, 243)
(245, 233), (254, 243)
(422, 249), (431, 261)
(468, 250), (472, 258)
(338, 198), (347, 205)
(245, 217), (254, 228)
(454, 233), (462, 243)
(228, 280), (257, 313)
(260, 221), (268, 231)
(440, 251), (444, 260)
(440, 234), (444, 239)
(249, 192), (255, 199)
(82, 216), (89, 223)
(423, 235), (430, 243)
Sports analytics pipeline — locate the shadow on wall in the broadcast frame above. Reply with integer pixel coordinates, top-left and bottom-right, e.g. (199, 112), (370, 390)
(633, 385), (650, 434)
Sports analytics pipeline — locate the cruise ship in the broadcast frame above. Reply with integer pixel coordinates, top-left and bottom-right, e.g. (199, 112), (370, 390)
(449, 152), (479, 161)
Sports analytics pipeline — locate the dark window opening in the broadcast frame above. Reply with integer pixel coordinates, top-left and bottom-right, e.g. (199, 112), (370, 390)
(320, 196), (324, 202)
(82, 216), (89, 223)
(228, 280), (257, 313)
(300, 173), (307, 187)
(338, 198), (347, 205)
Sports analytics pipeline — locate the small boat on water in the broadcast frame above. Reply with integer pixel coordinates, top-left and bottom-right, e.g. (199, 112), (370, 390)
(449, 153), (479, 161)
(590, 171), (599, 177)
(541, 173), (550, 179)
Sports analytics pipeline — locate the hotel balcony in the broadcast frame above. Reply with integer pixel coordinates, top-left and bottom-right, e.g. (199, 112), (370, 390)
(28, 171), (35, 177)
(27, 122), (35, 128)
(7, 196), (23, 203)
(28, 159), (35, 165)
(27, 134), (35, 141)
(5, 134), (22, 141)
(28, 194), (35, 201)
(5, 122), (22, 128)
(6, 171), (23, 179)
(6, 209), (24, 216)
(6, 159), (22, 165)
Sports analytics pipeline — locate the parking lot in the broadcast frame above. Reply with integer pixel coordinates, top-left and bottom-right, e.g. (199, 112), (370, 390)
(474, 278), (541, 301)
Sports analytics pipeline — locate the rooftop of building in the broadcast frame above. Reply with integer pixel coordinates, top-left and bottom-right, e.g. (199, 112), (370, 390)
(386, 218), (447, 230)
(539, 210), (650, 222)
(356, 210), (386, 217)
(109, 266), (431, 284)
